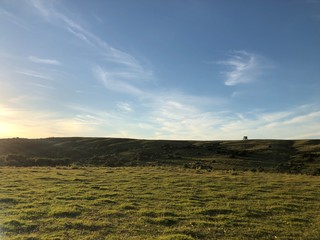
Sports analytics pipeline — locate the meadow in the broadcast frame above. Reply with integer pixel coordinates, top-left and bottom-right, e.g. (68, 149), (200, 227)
(0, 166), (319, 239)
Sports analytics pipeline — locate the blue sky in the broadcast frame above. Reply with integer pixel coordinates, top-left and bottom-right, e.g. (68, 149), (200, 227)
(0, 0), (320, 140)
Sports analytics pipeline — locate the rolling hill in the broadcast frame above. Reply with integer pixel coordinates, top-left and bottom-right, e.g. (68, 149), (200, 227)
(0, 137), (319, 175)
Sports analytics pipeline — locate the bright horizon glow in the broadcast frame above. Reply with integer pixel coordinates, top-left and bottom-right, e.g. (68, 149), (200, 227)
(0, 0), (320, 140)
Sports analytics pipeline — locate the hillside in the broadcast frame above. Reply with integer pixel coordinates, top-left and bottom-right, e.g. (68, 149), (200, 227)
(0, 137), (320, 174)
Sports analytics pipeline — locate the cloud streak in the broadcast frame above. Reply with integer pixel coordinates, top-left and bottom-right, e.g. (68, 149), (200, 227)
(117, 102), (133, 113)
(29, 56), (61, 65)
(0, 8), (30, 30)
(218, 51), (266, 86)
(148, 103), (320, 140)
(28, 0), (153, 89)
(1, 96), (319, 140)
(94, 66), (145, 96)
(17, 70), (52, 80)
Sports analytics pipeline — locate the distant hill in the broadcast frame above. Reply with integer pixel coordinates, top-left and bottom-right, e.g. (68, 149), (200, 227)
(0, 137), (319, 175)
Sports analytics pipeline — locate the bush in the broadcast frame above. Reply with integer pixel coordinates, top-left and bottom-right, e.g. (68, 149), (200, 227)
(4, 154), (31, 166)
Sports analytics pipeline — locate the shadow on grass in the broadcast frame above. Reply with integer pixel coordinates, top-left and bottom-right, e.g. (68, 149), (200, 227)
(2, 220), (38, 233)
(198, 208), (233, 216)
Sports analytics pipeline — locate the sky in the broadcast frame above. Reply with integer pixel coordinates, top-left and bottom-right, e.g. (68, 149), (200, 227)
(0, 0), (320, 140)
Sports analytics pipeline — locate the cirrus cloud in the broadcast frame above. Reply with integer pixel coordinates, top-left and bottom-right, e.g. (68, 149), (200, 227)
(218, 50), (269, 86)
(29, 56), (61, 65)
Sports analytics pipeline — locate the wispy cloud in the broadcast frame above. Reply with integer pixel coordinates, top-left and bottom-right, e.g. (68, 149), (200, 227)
(29, 56), (61, 65)
(218, 51), (267, 86)
(0, 8), (30, 30)
(0, 111), (97, 138)
(28, 82), (55, 90)
(220, 105), (320, 139)
(149, 100), (224, 140)
(149, 103), (320, 140)
(29, 0), (51, 17)
(28, 0), (152, 88)
(17, 70), (52, 80)
(8, 95), (44, 104)
(0, 103), (110, 138)
(117, 102), (133, 113)
(93, 66), (145, 96)
(1, 97), (319, 139)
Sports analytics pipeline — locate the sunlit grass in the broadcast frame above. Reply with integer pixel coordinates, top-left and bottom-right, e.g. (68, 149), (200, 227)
(0, 167), (319, 239)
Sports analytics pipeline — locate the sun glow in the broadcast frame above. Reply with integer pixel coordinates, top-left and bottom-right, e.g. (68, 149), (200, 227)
(0, 105), (16, 137)
(0, 121), (16, 137)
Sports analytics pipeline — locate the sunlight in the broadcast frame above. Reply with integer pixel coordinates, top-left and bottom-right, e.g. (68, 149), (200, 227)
(0, 105), (17, 137)
(0, 123), (14, 137)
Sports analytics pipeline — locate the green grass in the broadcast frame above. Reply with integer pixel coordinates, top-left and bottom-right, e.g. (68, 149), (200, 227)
(0, 166), (319, 239)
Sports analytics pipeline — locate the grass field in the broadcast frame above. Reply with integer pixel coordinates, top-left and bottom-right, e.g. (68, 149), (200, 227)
(0, 167), (319, 239)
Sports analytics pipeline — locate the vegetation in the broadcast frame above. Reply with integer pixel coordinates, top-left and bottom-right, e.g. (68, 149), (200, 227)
(0, 166), (319, 239)
(1, 138), (319, 238)
(0, 138), (320, 175)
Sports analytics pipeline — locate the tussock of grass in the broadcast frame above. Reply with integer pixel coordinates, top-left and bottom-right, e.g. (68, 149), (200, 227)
(49, 207), (82, 218)
(91, 198), (116, 206)
(145, 217), (179, 226)
(100, 209), (126, 218)
(63, 220), (111, 231)
(197, 208), (234, 216)
(19, 209), (46, 220)
(139, 210), (178, 218)
(0, 197), (18, 204)
(117, 203), (138, 211)
(2, 219), (38, 233)
(158, 233), (195, 240)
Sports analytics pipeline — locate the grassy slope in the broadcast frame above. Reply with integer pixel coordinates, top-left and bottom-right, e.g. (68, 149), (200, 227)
(0, 138), (320, 174)
(0, 167), (319, 240)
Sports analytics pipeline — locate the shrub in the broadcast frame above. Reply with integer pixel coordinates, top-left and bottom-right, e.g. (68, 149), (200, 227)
(4, 154), (31, 166)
